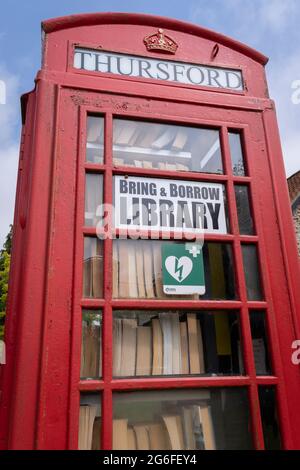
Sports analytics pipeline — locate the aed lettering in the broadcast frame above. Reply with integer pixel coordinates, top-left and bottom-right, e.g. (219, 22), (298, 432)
(119, 197), (221, 230)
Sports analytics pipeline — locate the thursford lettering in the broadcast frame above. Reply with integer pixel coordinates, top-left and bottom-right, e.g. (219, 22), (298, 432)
(74, 48), (244, 91)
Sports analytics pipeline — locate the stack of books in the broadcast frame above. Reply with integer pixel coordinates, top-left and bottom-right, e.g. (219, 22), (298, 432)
(113, 313), (205, 377)
(113, 241), (198, 300)
(112, 403), (215, 450)
(112, 121), (191, 170)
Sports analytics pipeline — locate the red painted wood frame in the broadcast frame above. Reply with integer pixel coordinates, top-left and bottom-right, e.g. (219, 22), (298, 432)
(1, 13), (300, 450)
(58, 86), (299, 450)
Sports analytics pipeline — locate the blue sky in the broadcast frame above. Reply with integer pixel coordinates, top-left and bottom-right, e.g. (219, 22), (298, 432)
(0, 0), (299, 245)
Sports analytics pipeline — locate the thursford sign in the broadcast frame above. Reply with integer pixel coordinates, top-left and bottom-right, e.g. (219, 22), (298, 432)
(74, 48), (244, 91)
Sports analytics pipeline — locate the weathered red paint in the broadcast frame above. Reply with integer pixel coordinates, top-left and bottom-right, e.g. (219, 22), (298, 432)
(0, 12), (300, 450)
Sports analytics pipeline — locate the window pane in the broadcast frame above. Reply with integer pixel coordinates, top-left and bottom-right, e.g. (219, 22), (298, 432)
(234, 185), (254, 235)
(83, 238), (103, 298)
(113, 119), (223, 174)
(113, 388), (252, 450)
(78, 393), (101, 450)
(86, 116), (104, 164)
(81, 310), (102, 379)
(258, 387), (281, 450)
(113, 310), (243, 378)
(85, 174), (103, 226)
(229, 132), (246, 176)
(242, 245), (263, 300)
(113, 240), (236, 300)
(249, 311), (271, 375)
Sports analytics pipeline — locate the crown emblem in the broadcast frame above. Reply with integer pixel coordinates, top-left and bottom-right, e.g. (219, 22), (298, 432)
(144, 29), (178, 54)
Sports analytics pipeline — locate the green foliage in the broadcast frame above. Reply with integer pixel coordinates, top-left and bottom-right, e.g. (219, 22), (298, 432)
(0, 226), (12, 340)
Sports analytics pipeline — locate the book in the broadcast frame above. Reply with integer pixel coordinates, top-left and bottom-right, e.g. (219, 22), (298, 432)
(136, 326), (152, 376)
(133, 424), (150, 450)
(160, 314), (173, 375)
(83, 258), (91, 297)
(172, 129), (188, 151)
(91, 241), (103, 298)
(113, 318), (122, 377)
(165, 163), (177, 170)
(187, 314), (201, 374)
(143, 243), (155, 298)
(127, 242), (138, 297)
(113, 158), (124, 166)
(78, 405), (97, 450)
(118, 241), (130, 297)
(143, 161), (153, 169)
(158, 162), (166, 170)
(152, 318), (163, 375)
(139, 123), (161, 148)
(127, 427), (137, 450)
(87, 117), (102, 143)
(136, 243), (146, 298)
(116, 121), (138, 146)
(202, 314), (218, 374)
(182, 407), (196, 450)
(176, 163), (189, 171)
(134, 160), (143, 168)
(152, 128), (175, 149)
(152, 243), (166, 298)
(113, 243), (119, 298)
(148, 423), (170, 450)
(162, 415), (185, 450)
(120, 318), (137, 376)
(198, 405), (216, 450)
(197, 318), (205, 374)
(171, 313), (181, 374)
(91, 418), (101, 450)
(180, 322), (190, 374)
(113, 419), (128, 450)
(81, 319), (101, 378)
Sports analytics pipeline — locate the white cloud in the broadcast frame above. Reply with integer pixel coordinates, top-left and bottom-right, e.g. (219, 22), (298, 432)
(189, 0), (300, 177)
(259, 0), (297, 32)
(267, 56), (300, 177)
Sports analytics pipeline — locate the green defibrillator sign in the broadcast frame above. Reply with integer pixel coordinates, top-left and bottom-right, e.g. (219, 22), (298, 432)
(162, 243), (205, 295)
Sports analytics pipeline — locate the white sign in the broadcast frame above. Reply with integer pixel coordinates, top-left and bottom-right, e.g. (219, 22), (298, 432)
(114, 175), (227, 235)
(74, 48), (244, 91)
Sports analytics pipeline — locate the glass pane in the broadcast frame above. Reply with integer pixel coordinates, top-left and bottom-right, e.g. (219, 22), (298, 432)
(113, 240), (236, 300)
(258, 387), (281, 450)
(86, 116), (104, 164)
(113, 310), (243, 378)
(242, 245), (263, 300)
(229, 132), (246, 176)
(81, 310), (102, 379)
(234, 185), (254, 235)
(85, 174), (103, 226)
(113, 388), (252, 450)
(78, 393), (101, 450)
(83, 238), (103, 298)
(113, 119), (223, 174)
(250, 311), (271, 375)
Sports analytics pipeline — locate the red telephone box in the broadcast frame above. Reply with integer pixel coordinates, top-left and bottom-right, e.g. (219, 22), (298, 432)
(1, 12), (300, 450)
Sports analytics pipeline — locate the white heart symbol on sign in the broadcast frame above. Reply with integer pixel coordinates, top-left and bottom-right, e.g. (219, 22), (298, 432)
(165, 256), (193, 283)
